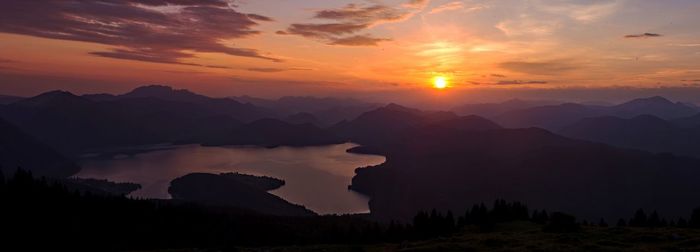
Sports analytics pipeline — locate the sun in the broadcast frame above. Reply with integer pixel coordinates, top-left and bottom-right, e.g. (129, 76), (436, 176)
(433, 76), (449, 89)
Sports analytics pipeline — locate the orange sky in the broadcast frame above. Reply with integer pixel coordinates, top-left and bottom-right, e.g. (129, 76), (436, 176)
(1, 0), (700, 105)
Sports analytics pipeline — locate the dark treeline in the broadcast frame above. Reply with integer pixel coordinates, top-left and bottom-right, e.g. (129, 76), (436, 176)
(610, 208), (700, 228)
(4, 169), (700, 251)
(411, 199), (700, 236)
(0, 169), (450, 251)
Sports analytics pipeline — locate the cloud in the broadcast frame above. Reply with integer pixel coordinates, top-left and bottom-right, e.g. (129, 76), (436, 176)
(536, 0), (621, 23)
(624, 33), (663, 38)
(314, 4), (409, 23)
(0, 0), (279, 66)
(669, 43), (700, 47)
(496, 17), (561, 37)
(499, 60), (579, 75)
(404, 0), (431, 9)
(491, 74), (507, 78)
(279, 1), (422, 46)
(246, 67), (312, 73)
(470, 80), (548, 85)
(429, 2), (465, 14)
(278, 23), (370, 38)
(329, 35), (391, 46)
(428, 1), (488, 14)
(496, 80), (548, 85)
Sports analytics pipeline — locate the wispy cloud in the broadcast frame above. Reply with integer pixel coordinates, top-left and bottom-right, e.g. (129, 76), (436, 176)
(625, 33), (663, 39)
(499, 60), (579, 75)
(0, 0), (279, 66)
(669, 43), (700, 47)
(496, 18), (561, 37)
(429, 2), (464, 14)
(470, 80), (549, 85)
(278, 0), (424, 46)
(246, 67), (312, 73)
(536, 0), (621, 23)
(428, 1), (486, 15)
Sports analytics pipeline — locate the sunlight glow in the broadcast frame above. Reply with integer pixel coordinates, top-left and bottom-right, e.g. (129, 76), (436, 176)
(433, 76), (449, 89)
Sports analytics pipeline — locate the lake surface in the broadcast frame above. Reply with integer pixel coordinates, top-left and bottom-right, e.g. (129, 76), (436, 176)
(77, 143), (385, 214)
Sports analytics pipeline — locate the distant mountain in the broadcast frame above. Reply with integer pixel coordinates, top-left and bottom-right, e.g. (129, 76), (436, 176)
(494, 96), (698, 130)
(350, 127), (700, 222)
(331, 104), (461, 145)
(284, 112), (321, 126)
(494, 103), (604, 130)
(0, 86), (299, 156)
(452, 99), (559, 117)
(424, 115), (503, 131)
(559, 115), (700, 158)
(0, 95), (24, 105)
(119, 85), (276, 122)
(0, 117), (79, 177)
(122, 85), (210, 103)
(82, 93), (118, 102)
(0, 91), (159, 155)
(673, 113), (700, 128)
(203, 118), (342, 147)
(231, 95), (376, 114)
(611, 96), (698, 119)
(13, 90), (93, 108)
(231, 95), (382, 126)
(169, 173), (315, 217)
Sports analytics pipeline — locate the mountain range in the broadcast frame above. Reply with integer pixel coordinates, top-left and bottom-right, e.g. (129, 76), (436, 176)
(491, 96), (698, 130)
(0, 86), (357, 157)
(350, 123), (700, 222)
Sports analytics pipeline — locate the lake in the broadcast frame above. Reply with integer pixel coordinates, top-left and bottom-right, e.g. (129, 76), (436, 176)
(77, 143), (385, 215)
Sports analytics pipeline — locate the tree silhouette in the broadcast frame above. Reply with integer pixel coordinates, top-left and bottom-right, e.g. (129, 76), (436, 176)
(629, 209), (648, 227)
(689, 208), (700, 228)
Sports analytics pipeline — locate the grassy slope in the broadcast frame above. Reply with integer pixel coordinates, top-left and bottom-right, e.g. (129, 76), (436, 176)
(229, 222), (700, 252)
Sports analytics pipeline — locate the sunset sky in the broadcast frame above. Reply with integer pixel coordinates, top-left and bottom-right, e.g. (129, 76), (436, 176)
(1, 0), (700, 105)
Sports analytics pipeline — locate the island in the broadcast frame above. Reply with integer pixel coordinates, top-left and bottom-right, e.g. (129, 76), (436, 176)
(168, 172), (315, 217)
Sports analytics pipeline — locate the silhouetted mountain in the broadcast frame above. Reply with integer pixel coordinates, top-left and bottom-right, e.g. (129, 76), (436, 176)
(452, 99), (559, 117)
(559, 115), (700, 157)
(350, 127), (700, 222)
(284, 112), (321, 126)
(423, 115), (503, 131)
(0, 86), (314, 155)
(13, 90), (93, 108)
(611, 96), (698, 119)
(1, 91), (164, 155)
(332, 103), (460, 145)
(494, 96), (698, 130)
(204, 118), (342, 147)
(494, 103), (606, 130)
(0, 94), (23, 104)
(231, 95), (382, 125)
(82, 93), (118, 102)
(672, 113), (700, 128)
(122, 85), (209, 103)
(0, 117), (79, 177)
(232, 95), (377, 114)
(169, 173), (315, 216)
(120, 85), (276, 122)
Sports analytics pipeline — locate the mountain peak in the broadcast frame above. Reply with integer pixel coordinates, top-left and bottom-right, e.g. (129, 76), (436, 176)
(122, 85), (207, 103)
(382, 103), (416, 112)
(622, 96), (673, 106)
(14, 90), (89, 108)
(126, 85), (180, 96)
